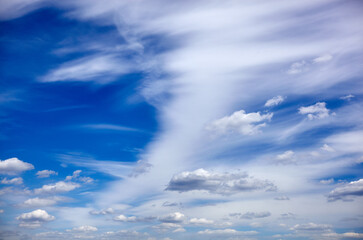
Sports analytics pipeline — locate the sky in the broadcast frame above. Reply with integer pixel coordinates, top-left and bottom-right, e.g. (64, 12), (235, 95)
(0, 0), (363, 239)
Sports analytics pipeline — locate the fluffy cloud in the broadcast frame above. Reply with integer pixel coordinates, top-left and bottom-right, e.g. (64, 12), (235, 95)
(265, 95), (285, 107)
(113, 214), (137, 222)
(290, 222), (331, 231)
(189, 218), (214, 225)
(16, 209), (55, 228)
(287, 60), (308, 74)
(321, 144), (335, 152)
(159, 212), (185, 223)
(323, 232), (363, 239)
(230, 211), (271, 219)
(298, 102), (331, 120)
(206, 110), (273, 135)
(0, 157), (34, 175)
(152, 223), (184, 233)
(340, 94), (355, 100)
(69, 225), (98, 232)
(23, 197), (65, 207)
(65, 170), (94, 183)
(36, 170), (58, 178)
(166, 169), (276, 195)
(34, 181), (80, 194)
(1, 177), (23, 185)
(89, 208), (114, 215)
(198, 229), (257, 235)
(276, 150), (295, 164)
(327, 179), (363, 201)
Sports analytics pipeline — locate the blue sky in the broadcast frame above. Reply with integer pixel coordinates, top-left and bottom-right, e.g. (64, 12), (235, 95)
(0, 0), (363, 239)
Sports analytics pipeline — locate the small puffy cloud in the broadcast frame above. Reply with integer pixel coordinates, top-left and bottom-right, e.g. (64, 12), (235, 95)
(189, 218), (214, 225)
(321, 144), (335, 152)
(324, 232), (363, 239)
(1, 177), (23, 185)
(36, 170), (58, 178)
(159, 212), (185, 223)
(230, 211), (271, 219)
(298, 102), (331, 120)
(206, 110), (273, 135)
(114, 214), (137, 222)
(274, 196), (290, 200)
(89, 208), (114, 215)
(0, 209), (4, 213)
(287, 60), (308, 74)
(320, 179), (334, 185)
(290, 222), (331, 231)
(65, 170), (94, 183)
(16, 209), (55, 228)
(327, 179), (363, 201)
(102, 230), (149, 239)
(340, 94), (355, 101)
(265, 95), (285, 107)
(152, 223), (183, 233)
(34, 181), (80, 194)
(0, 157), (34, 175)
(276, 150), (295, 164)
(69, 225), (98, 232)
(166, 168), (276, 195)
(198, 229), (257, 235)
(23, 197), (65, 207)
(313, 54), (333, 63)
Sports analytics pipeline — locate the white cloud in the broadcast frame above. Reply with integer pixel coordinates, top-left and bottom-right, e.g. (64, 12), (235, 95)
(159, 212), (185, 223)
(313, 54), (333, 63)
(40, 54), (133, 84)
(16, 209), (55, 228)
(65, 170), (82, 181)
(230, 211), (271, 219)
(320, 179), (334, 185)
(113, 214), (137, 222)
(152, 223), (183, 233)
(1, 177), (23, 185)
(287, 60), (308, 74)
(189, 218), (214, 225)
(340, 94), (355, 100)
(323, 232), (363, 239)
(68, 225), (98, 232)
(34, 181), (80, 194)
(321, 144), (335, 152)
(265, 95), (285, 107)
(0, 209), (4, 213)
(89, 208), (114, 215)
(290, 222), (332, 231)
(274, 196), (290, 201)
(198, 229), (257, 235)
(23, 197), (65, 207)
(166, 168), (276, 195)
(328, 179), (363, 201)
(206, 110), (273, 135)
(65, 170), (94, 183)
(0, 157), (34, 175)
(298, 102), (331, 120)
(276, 150), (295, 164)
(36, 170), (58, 178)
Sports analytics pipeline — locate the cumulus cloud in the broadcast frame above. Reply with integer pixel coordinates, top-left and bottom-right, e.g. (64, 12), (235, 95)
(113, 214), (137, 222)
(23, 197), (65, 207)
(320, 179), (334, 185)
(189, 218), (214, 225)
(327, 179), (363, 201)
(206, 110), (273, 135)
(1, 177), (23, 185)
(298, 102), (331, 120)
(68, 225), (98, 232)
(323, 232), (363, 239)
(36, 170), (58, 178)
(166, 168), (276, 195)
(34, 181), (80, 194)
(16, 209), (55, 228)
(287, 60), (308, 74)
(89, 208), (114, 215)
(198, 229), (257, 235)
(321, 144), (335, 152)
(0, 157), (34, 175)
(152, 223), (184, 233)
(230, 211), (271, 219)
(265, 95), (285, 107)
(65, 170), (94, 183)
(290, 222), (331, 231)
(159, 212), (185, 223)
(276, 150), (295, 164)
